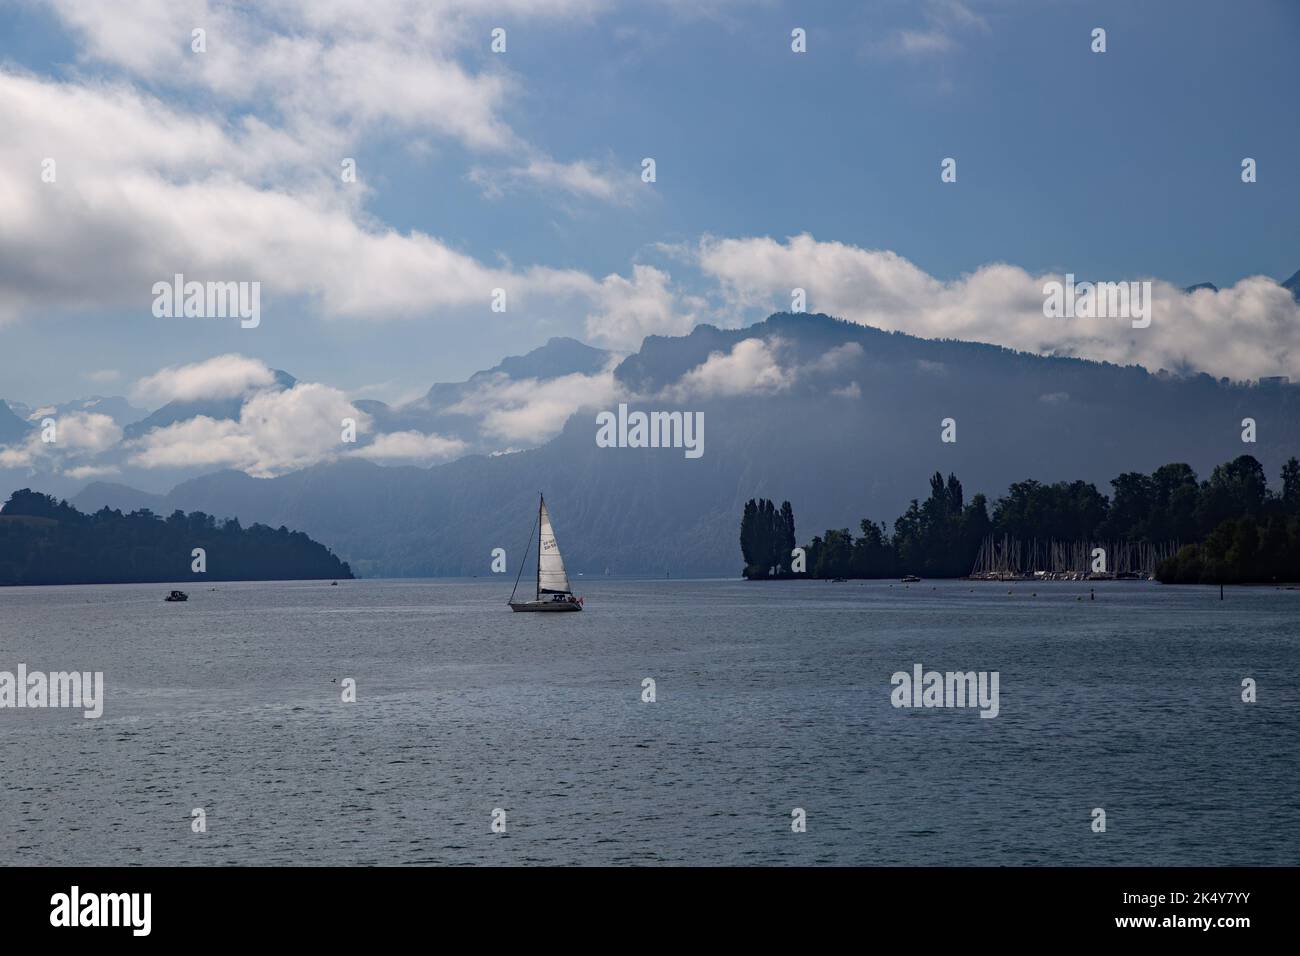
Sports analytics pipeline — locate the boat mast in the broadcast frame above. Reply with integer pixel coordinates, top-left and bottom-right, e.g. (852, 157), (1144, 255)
(536, 492), (542, 602)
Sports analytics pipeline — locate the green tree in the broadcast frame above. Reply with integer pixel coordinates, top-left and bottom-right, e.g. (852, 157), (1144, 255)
(1198, 455), (1267, 533)
(1282, 457), (1300, 515)
(740, 499), (759, 571)
(1101, 472), (1153, 539)
(813, 528), (853, 578)
(779, 501), (796, 571)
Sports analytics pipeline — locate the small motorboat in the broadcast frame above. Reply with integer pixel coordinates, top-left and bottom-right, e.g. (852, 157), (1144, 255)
(165, 590), (189, 602)
(901, 575), (921, 583)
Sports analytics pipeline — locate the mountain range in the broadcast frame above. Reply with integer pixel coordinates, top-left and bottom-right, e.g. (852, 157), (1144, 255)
(64, 311), (1300, 578)
(351, 336), (611, 447)
(122, 370), (297, 439)
(4, 268), (1298, 577)
(0, 339), (613, 499)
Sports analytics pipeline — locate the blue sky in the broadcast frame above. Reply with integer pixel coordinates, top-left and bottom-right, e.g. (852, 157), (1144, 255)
(1, 0), (1298, 407)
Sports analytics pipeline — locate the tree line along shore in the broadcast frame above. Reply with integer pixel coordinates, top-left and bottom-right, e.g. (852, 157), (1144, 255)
(741, 454), (1300, 585)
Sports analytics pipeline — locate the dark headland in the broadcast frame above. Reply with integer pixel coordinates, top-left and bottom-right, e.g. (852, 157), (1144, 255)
(0, 489), (353, 586)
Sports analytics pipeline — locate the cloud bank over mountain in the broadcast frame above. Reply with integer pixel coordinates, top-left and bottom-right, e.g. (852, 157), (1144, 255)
(0, 329), (856, 485)
(5, 262), (1300, 499)
(697, 235), (1300, 380)
(0, 341), (627, 489)
(63, 312), (1300, 579)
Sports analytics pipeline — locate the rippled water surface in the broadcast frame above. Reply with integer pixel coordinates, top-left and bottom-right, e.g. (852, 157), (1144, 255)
(1, 577), (1296, 865)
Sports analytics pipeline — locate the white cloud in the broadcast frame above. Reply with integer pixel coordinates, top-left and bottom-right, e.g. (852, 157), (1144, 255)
(449, 368), (622, 443)
(697, 233), (1300, 380)
(809, 341), (864, 372)
(126, 418), (258, 471)
(133, 354), (277, 405)
(127, 383), (368, 476)
(470, 155), (633, 204)
(871, 0), (989, 58)
(55, 413), (125, 453)
(86, 369), (123, 385)
(0, 68), (610, 323)
(0, 412), (123, 469)
(894, 30), (955, 55)
(0, 445), (30, 468)
(666, 338), (791, 399)
(42, 0), (598, 153)
(584, 265), (703, 349)
(64, 464), (123, 480)
(353, 431), (467, 463)
(662, 339), (866, 401)
(0, 0), (656, 326)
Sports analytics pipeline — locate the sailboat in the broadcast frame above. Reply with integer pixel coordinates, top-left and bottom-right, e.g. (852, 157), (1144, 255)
(509, 494), (584, 612)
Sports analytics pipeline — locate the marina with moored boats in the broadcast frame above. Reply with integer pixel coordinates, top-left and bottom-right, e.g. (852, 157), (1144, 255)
(968, 534), (1180, 581)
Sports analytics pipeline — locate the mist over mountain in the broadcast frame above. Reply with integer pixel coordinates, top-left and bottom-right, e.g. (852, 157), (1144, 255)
(122, 370), (297, 439)
(0, 401), (29, 445)
(70, 313), (1300, 578)
(69, 481), (166, 514)
(7, 395), (149, 428)
(0, 372), (299, 499)
(0, 341), (611, 499)
(353, 337), (612, 450)
(1185, 270), (1300, 301)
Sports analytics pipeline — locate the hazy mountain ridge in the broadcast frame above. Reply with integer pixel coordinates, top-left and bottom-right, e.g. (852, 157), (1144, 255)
(354, 337), (611, 443)
(7, 395), (149, 428)
(0, 401), (29, 444)
(7, 262), (1297, 504)
(0, 341), (611, 498)
(69, 313), (1300, 578)
(122, 370), (297, 439)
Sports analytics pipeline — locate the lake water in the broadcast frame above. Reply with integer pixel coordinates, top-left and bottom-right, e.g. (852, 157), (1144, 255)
(0, 577), (1296, 866)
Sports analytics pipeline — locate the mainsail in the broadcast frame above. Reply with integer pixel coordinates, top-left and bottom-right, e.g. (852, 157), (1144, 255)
(536, 496), (572, 596)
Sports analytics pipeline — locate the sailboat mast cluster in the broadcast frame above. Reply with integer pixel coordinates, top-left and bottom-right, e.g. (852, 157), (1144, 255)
(969, 533), (1180, 580)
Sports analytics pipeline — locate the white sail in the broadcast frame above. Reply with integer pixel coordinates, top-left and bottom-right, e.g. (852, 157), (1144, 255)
(537, 498), (571, 595)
